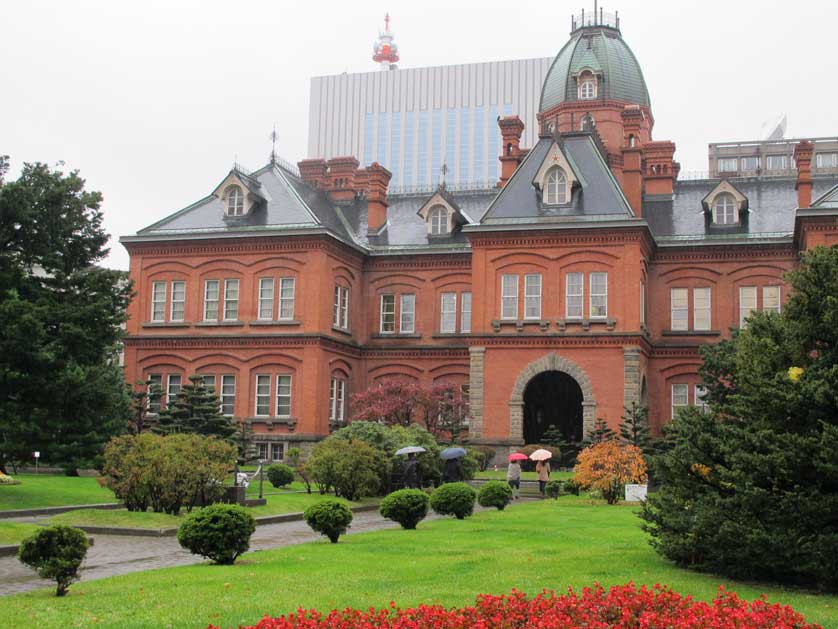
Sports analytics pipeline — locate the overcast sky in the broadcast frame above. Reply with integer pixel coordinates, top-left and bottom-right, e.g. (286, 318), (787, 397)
(2, 0), (836, 270)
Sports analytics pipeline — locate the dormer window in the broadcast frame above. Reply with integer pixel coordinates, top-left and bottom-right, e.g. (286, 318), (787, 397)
(713, 193), (737, 225)
(578, 72), (597, 100)
(581, 114), (595, 132)
(429, 205), (448, 235)
(545, 167), (568, 205)
(225, 186), (244, 217)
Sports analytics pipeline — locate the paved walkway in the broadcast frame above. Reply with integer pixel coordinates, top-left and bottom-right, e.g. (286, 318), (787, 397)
(0, 500), (536, 596)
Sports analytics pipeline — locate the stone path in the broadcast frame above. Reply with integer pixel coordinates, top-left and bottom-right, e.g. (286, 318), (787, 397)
(0, 499), (536, 596)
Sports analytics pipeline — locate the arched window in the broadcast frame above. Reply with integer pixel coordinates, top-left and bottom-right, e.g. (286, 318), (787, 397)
(225, 186), (244, 216)
(580, 78), (596, 100)
(429, 205), (448, 235)
(713, 193), (737, 225)
(544, 167), (568, 205)
(581, 114), (595, 132)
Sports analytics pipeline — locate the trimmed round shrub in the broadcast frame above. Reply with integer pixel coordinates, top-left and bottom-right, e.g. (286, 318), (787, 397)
(177, 503), (256, 565)
(430, 482), (477, 519)
(18, 525), (89, 596)
(266, 463), (294, 488)
(562, 477), (581, 495)
(477, 480), (513, 510)
(380, 489), (430, 529)
(545, 480), (564, 499)
(304, 500), (353, 543)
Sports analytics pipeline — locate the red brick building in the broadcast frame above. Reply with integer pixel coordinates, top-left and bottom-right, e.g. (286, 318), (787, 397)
(121, 13), (838, 462)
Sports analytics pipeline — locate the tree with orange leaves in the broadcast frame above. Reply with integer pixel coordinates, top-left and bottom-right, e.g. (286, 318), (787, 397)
(573, 441), (647, 504)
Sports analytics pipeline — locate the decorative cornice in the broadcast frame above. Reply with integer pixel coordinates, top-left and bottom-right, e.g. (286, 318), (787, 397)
(363, 253), (471, 272)
(467, 333), (652, 353)
(651, 242), (798, 263)
(467, 226), (648, 249)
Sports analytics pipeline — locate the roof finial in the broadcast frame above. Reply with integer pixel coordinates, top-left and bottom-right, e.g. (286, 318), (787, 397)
(385, 12), (390, 32)
(269, 125), (278, 165)
(439, 162), (448, 190)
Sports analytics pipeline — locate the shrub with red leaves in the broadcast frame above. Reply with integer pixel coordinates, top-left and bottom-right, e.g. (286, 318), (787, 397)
(207, 582), (822, 629)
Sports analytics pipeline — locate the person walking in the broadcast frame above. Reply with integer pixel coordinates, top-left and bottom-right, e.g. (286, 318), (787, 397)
(402, 452), (419, 489)
(443, 456), (464, 483)
(536, 459), (551, 495)
(506, 460), (521, 499)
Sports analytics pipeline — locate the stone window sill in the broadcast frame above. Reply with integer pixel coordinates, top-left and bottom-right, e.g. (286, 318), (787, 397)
(248, 320), (301, 327)
(245, 416), (297, 431)
(556, 318), (617, 331)
(371, 332), (422, 339)
(331, 326), (353, 336)
(432, 332), (471, 338)
(491, 319), (550, 333)
(194, 320), (244, 327)
(662, 329), (720, 336)
(143, 322), (190, 328)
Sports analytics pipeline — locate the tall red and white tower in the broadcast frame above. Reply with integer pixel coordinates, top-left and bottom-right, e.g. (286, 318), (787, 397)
(372, 13), (399, 70)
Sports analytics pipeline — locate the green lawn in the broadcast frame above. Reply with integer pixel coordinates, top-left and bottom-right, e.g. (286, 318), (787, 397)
(474, 469), (573, 481)
(2, 497), (835, 629)
(0, 474), (115, 511)
(47, 493), (363, 529)
(0, 522), (41, 545)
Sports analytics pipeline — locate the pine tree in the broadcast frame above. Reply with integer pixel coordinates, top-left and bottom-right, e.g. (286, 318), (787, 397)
(127, 379), (161, 435)
(583, 418), (616, 446)
(619, 403), (652, 453)
(154, 375), (235, 440)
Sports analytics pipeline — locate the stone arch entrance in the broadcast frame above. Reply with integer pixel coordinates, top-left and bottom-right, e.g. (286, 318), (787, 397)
(509, 353), (596, 443)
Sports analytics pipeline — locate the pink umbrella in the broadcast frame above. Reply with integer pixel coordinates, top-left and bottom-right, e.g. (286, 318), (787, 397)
(529, 448), (553, 461)
(507, 452), (529, 462)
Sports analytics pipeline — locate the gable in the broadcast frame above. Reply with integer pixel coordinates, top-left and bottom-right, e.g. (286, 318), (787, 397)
(701, 179), (748, 213)
(532, 141), (580, 193)
(812, 183), (838, 209)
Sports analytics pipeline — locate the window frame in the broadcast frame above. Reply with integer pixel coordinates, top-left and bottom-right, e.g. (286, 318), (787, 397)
(566, 272), (584, 319)
(226, 185), (244, 216)
(429, 205), (448, 235)
(589, 272), (608, 319)
(579, 77), (596, 99)
(501, 274), (519, 320)
(461, 292), (472, 334)
(671, 383), (689, 419)
(640, 281), (646, 326)
(220, 374), (235, 416)
(223, 279), (240, 321)
(255, 374), (271, 417)
(380, 294), (396, 334)
(276, 375), (292, 418)
(257, 277), (275, 321)
(278, 277), (295, 321)
(329, 377), (346, 423)
(440, 292), (457, 333)
(166, 374), (182, 409)
(151, 281), (167, 322)
(203, 280), (220, 322)
(739, 286), (757, 327)
(399, 293), (415, 334)
(147, 374), (163, 414)
(762, 285), (781, 315)
(713, 193), (737, 226)
(718, 158), (738, 173)
(169, 281), (186, 322)
(670, 287), (689, 331)
(544, 167), (568, 205)
(524, 274), (542, 320)
(693, 287), (711, 331)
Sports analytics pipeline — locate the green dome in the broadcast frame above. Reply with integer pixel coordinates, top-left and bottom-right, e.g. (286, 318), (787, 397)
(539, 25), (650, 112)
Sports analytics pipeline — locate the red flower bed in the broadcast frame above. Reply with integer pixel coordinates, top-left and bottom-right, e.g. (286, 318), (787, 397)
(208, 583), (821, 629)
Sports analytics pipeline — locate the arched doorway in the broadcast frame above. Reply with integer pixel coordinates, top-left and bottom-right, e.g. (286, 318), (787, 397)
(523, 371), (584, 444)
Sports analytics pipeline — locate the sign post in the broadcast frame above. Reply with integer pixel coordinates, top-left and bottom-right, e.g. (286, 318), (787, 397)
(34, 451), (40, 475)
(258, 460), (264, 500)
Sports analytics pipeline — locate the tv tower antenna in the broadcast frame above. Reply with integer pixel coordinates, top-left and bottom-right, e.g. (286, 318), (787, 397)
(372, 12), (399, 70)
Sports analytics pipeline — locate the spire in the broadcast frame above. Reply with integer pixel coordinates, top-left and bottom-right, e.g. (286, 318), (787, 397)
(269, 125), (278, 165)
(372, 12), (399, 70)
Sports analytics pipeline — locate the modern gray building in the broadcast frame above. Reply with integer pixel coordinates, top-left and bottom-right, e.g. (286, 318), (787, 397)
(307, 57), (552, 190)
(708, 136), (838, 178)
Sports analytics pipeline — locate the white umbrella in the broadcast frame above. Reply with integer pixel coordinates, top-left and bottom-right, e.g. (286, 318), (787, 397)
(395, 445), (426, 456)
(529, 448), (553, 461)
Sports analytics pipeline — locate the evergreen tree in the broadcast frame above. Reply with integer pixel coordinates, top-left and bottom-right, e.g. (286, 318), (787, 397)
(0, 159), (131, 473)
(154, 375), (236, 440)
(127, 379), (161, 435)
(619, 403), (653, 453)
(641, 245), (838, 592)
(583, 418), (617, 446)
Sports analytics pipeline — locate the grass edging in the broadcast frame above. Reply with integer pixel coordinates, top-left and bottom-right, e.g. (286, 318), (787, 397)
(0, 503), (123, 520)
(68, 502), (381, 537)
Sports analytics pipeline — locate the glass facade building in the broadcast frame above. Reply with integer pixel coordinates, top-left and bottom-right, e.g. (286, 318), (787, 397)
(308, 58), (551, 189)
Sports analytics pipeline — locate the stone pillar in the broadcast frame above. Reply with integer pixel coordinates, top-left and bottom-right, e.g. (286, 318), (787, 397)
(623, 346), (642, 408)
(508, 400), (523, 442)
(468, 347), (486, 439)
(582, 401), (597, 436)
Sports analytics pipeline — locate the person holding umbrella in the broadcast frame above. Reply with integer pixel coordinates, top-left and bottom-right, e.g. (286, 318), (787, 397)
(530, 448), (553, 495)
(395, 446), (426, 489)
(440, 447), (466, 483)
(507, 452), (527, 499)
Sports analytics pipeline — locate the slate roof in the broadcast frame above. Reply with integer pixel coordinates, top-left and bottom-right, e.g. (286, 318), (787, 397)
(126, 143), (838, 255)
(540, 26), (651, 112)
(480, 133), (633, 225)
(646, 175), (838, 245)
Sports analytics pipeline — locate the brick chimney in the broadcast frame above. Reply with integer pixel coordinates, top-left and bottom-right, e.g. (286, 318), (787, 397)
(297, 158), (328, 188)
(326, 156), (360, 204)
(621, 106), (644, 215)
(643, 141), (678, 197)
(364, 162), (392, 235)
(498, 116), (526, 187)
(794, 140), (814, 208)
